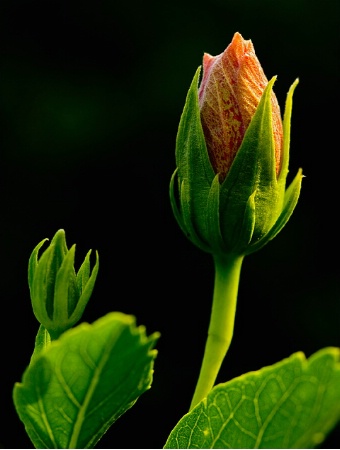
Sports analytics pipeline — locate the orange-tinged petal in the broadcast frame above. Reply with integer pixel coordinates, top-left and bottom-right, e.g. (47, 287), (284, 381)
(198, 32), (283, 181)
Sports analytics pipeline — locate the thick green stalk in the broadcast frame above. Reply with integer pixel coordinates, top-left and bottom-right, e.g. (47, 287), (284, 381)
(189, 253), (244, 411)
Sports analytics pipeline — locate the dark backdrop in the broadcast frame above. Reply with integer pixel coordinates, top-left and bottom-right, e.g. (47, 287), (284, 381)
(1, 0), (339, 448)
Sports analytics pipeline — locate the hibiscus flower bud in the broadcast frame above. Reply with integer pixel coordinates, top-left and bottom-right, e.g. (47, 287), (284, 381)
(170, 32), (303, 256)
(198, 32), (283, 182)
(28, 229), (99, 340)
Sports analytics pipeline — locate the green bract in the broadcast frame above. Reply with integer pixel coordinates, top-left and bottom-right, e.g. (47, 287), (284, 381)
(170, 67), (303, 257)
(28, 229), (99, 340)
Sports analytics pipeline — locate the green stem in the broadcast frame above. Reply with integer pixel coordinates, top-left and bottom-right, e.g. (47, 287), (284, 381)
(189, 252), (244, 411)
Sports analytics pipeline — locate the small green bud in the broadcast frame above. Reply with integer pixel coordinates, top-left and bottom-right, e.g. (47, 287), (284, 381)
(28, 229), (99, 340)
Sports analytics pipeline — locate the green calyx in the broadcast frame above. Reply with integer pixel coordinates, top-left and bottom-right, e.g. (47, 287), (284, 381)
(28, 229), (99, 340)
(170, 67), (303, 257)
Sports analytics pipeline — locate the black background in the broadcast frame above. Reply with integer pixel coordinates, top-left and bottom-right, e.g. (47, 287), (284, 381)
(1, 0), (339, 448)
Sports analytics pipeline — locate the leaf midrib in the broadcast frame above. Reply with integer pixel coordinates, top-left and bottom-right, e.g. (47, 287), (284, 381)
(68, 329), (121, 448)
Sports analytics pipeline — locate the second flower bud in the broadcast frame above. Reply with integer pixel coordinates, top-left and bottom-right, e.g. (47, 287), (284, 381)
(28, 229), (99, 340)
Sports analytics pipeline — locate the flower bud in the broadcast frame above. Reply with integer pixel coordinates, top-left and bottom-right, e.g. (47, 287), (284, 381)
(170, 32), (303, 256)
(198, 32), (283, 182)
(28, 229), (99, 340)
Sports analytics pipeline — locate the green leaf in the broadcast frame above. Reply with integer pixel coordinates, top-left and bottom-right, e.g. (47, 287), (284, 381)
(13, 312), (159, 449)
(164, 347), (340, 449)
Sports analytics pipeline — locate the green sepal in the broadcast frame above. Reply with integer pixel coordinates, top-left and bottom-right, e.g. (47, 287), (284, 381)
(219, 77), (281, 253)
(77, 249), (92, 291)
(244, 79), (302, 255)
(172, 66), (215, 251)
(175, 66), (215, 191)
(28, 238), (49, 294)
(30, 243), (57, 326)
(278, 78), (299, 186)
(205, 175), (225, 253)
(170, 168), (211, 253)
(246, 168), (303, 254)
(169, 169), (187, 238)
(179, 178), (211, 254)
(233, 191), (257, 250)
(30, 325), (51, 363)
(53, 244), (78, 329)
(69, 250), (99, 329)
(30, 230), (69, 323)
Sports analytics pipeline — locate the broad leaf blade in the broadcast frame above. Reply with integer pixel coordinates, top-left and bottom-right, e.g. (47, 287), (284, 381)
(13, 312), (159, 449)
(165, 347), (340, 449)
